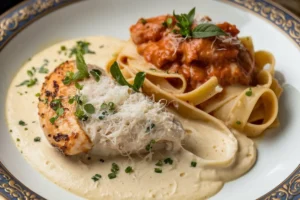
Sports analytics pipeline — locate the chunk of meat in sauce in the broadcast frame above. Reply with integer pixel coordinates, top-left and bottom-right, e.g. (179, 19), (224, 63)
(130, 15), (171, 44)
(130, 15), (255, 90)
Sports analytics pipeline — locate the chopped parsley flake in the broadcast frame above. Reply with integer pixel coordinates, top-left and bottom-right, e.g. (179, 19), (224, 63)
(19, 120), (27, 126)
(111, 163), (120, 173)
(236, 121), (241, 125)
(16, 78), (38, 87)
(154, 168), (162, 173)
(145, 139), (156, 152)
(84, 104), (95, 114)
(108, 102), (115, 111)
(90, 69), (102, 82)
(155, 160), (163, 167)
(91, 174), (102, 182)
(27, 70), (34, 77)
(35, 93), (41, 97)
(16, 138), (20, 142)
(108, 173), (117, 179)
(39, 66), (49, 74)
(245, 88), (252, 96)
(100, 102), (108, 110)
(69, 41), (95, 58)
(141, 18), (147, 24)
(34, 137), (41, 142)
(125, 166), (133, 174)
(49, 99), (64, 124)
(60, 45), (67, 51)
(146, 123), (155, 133)
(75, 82), (83, 90)
(191, 161), (197, 167)
(75, 107), (88, 121)
(164, 158), (173, 165)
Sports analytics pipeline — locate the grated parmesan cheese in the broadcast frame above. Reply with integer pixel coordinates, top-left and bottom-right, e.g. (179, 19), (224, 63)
(79, 66), (184, 157)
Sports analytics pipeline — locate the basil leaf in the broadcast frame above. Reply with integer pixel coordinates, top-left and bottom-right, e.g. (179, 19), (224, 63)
(187, 7), (195, 24)
(110, 62), (131, 87)
(110, 62), (146, 92)
(132, 72), (146, 92)
(192, 23), (228, 38)
(84, 104), (95, 114)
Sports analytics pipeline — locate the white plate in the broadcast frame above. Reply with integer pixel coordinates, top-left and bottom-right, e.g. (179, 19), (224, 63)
(0, 0), (300, 199)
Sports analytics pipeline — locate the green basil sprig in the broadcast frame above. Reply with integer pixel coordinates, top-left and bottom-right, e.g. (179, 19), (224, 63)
(173, 7), (228, 38)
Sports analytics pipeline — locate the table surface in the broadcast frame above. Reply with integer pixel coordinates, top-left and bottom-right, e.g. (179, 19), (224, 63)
(0, 0), (300, 16)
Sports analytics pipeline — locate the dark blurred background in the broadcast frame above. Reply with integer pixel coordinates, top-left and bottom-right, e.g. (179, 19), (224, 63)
(0, 0), (23, 15)
(0, 0), (300, 16)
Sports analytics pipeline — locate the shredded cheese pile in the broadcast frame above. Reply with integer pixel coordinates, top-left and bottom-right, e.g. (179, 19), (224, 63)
(79, 68), (184, 156)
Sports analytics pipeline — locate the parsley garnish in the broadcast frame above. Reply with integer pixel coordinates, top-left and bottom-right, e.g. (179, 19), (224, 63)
(91, 174), (102, 182)
(164, 157), (173, 165)
(60, 45), (67, 51)
(39, 66), (49, 74)
(62, 50), (89, 87)
(49, 99), (64, 124)
(236, 121), (241, 125)
(155, 160), (163, 167)
(108, 163), (120, 179)
(111, 163), (120, 173)
(19, 120), (26, 126)
(191, 161), (197, 167)
(27, 70), (34, 77)
(34, 137), (41, 142)
(100, 102), (108, 110)
(38, 59), (49, 74)
(63, 71), (74, 85)
(84, 104), (95, 114)
(75, 82), (83, 90)
(108, 102), (115, 111)
(69, 41), (95, 58)
(154, 168), (162, 173)
(162, 17), (173, 27)
(16, 138), (20, 142)
(75, 107), (88, 121)
(146, 123), (155, 133)
(145, 139), (156, 152)
(35, 93), (41, 97)
(108, 173), (117, 179)
(16, 78), (37, 87)
(125, 166), (133, 174)
(90, 69), (102, 82)
(245, 88), (253, 96)
(110, 61), (145, 92)
(140, 18), (147, 24)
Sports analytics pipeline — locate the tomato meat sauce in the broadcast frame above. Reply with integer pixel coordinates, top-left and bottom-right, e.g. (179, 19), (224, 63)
(130, 15), (256, 91)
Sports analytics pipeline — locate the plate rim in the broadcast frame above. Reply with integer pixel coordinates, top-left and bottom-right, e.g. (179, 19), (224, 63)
(0, 0), (300, 199)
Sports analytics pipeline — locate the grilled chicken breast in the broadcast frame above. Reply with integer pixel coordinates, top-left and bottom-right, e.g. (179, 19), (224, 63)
(38, 61), (184, 156)
(38, 61), (92, 155)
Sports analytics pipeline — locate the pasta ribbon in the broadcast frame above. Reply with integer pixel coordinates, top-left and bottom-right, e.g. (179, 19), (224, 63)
(111, 36), (282, 138)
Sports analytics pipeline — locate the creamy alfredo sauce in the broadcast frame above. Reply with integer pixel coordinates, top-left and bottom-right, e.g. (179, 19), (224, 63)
(6, 36), (256, 200)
